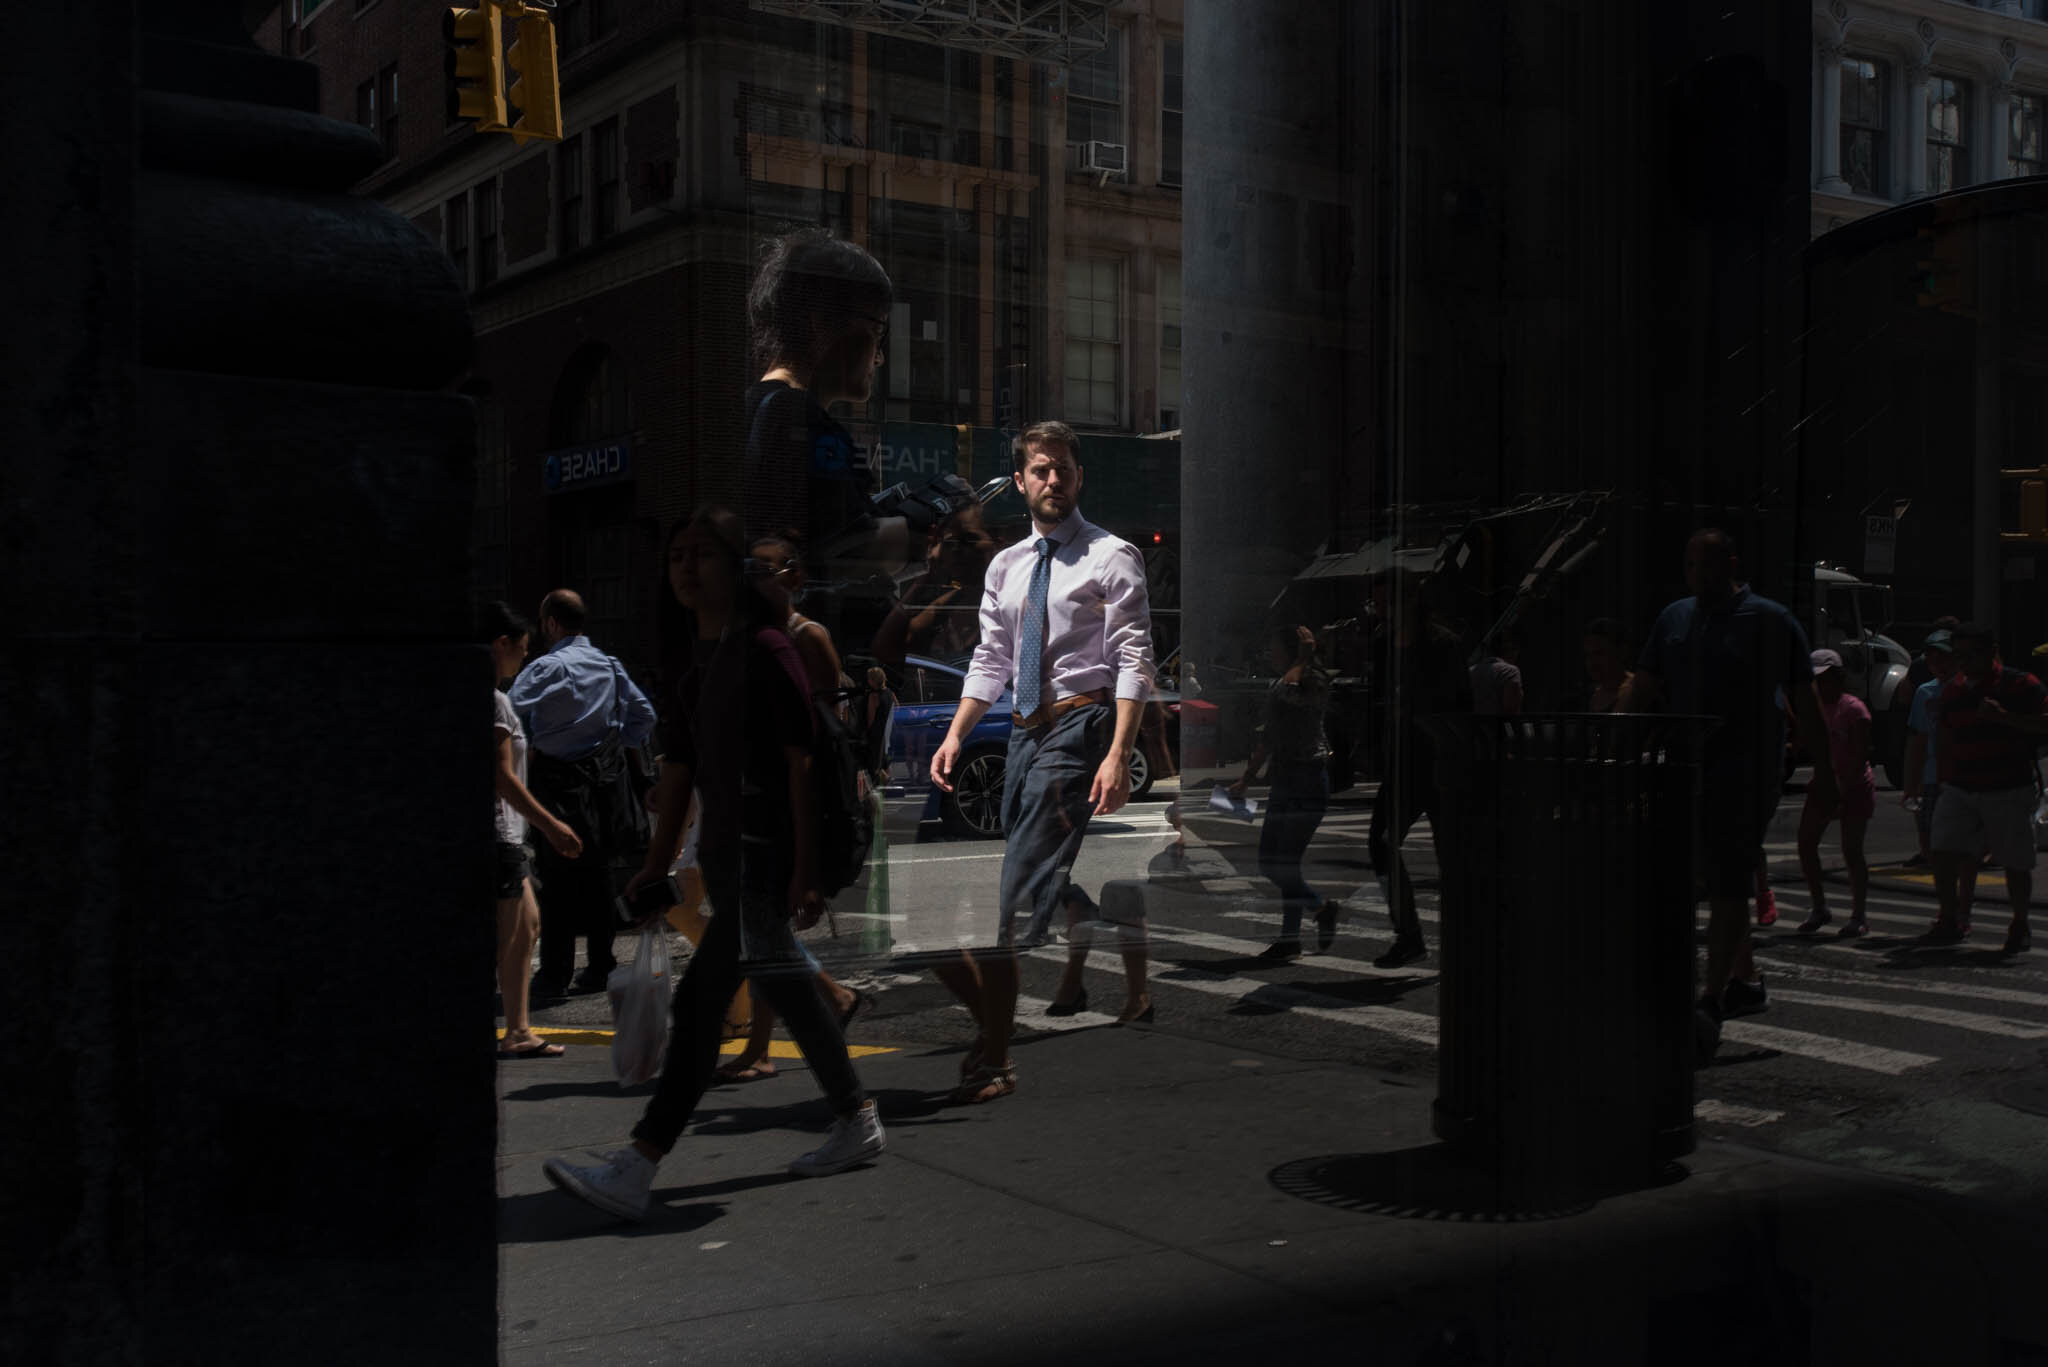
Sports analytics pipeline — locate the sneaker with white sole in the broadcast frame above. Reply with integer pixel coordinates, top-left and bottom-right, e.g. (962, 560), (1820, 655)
(788, 1102), (886, 1177)
(542, 1146), (656, 1222)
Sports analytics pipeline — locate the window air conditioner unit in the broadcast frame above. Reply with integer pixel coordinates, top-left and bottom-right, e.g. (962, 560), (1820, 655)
(1078, 141), (1127, 175)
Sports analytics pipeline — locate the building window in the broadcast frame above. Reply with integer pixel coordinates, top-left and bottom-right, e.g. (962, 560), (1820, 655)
(2027, 0), (2048, 21)
(378, 63), (398, 156)
(557, 133), (585, 253)
(295, 0), (330, 17)
(355, 75), (376, 138)
(1840, 56), (1888, 197)
(475, 180), (499, 286)
(1928, 76), (1971, 193)
(446, 192), (470, 289)
(1161, 38), (1184, 189)
(1067, 27), (1124, 170)
(1064, 258), (1121, 428)
(593, 117), (620, 239)
(1157, 261), (1182, 431)
(2012, 92), (2045, 178)
(558, 0), (616, 56)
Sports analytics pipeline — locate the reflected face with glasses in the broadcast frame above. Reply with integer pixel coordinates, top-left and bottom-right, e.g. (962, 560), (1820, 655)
(746, 536), (806, 615)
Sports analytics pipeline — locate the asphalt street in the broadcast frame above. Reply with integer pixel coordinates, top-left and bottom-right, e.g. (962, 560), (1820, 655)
(521, 769), (2048, 1202)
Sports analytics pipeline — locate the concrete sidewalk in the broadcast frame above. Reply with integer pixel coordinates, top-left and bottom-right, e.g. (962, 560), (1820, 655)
(497, 1017), (2048, 1364)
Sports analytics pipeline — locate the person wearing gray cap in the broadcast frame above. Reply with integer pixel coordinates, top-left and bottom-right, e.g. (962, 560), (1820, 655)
(1794, 649), (1876, 938)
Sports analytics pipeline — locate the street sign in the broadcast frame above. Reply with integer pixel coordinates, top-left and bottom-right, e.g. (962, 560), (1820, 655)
(543, 439), (631, 493)
(1864, 513), (1896, 576)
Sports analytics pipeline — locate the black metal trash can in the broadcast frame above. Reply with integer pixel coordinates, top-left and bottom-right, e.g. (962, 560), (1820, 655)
(1422, 713), (1713, 1211)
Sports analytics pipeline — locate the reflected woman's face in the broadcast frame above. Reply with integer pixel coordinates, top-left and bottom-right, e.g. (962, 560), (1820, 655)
(669, 526), (737, 611)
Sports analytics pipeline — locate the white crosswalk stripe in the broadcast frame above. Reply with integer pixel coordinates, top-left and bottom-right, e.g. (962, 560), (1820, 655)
(883, 844), (2048, 1083)
(1717, 1019), (1936, 1074)
(1762, 988), (2048, 1040)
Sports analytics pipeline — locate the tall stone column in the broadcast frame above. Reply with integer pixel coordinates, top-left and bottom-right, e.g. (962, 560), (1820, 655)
(6, 3), (492, 1359)
(1182, 0), (1351, 751)
(1907, 62), (1932, 197)
(1990, 80), (2015, 182)
(1818, 40), (1850, 191)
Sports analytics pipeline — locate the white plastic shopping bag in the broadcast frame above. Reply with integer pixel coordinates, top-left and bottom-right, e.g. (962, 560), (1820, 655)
(1208, 782), (1258, 821)
(607, 925), (672, 1087)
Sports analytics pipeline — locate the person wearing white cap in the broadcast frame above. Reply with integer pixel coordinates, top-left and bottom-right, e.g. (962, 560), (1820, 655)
(1793, 648), (1876, 938)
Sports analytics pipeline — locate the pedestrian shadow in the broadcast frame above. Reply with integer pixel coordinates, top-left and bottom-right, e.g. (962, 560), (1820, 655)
(1254, 974), (1439, 1010)
(690, 1086), (962, 1136)
(502, 1078), (660, 1102)
(500, 1188), (728, 1243)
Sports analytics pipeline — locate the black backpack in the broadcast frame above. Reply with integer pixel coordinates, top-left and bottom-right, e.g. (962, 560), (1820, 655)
(756, 629), (872, 897)
(809, 687), (874, 898)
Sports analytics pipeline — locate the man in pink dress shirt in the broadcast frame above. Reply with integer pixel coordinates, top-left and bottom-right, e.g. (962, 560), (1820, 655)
(930, 421), (1156, 1104)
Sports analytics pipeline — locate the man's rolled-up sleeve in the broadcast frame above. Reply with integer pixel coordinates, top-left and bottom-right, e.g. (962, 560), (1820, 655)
(1104, 542), (1155, 703)
(959, 556), (1015, 706)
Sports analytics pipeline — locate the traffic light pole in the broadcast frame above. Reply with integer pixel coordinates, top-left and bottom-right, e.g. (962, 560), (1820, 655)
(1973, 217), (2004, 628)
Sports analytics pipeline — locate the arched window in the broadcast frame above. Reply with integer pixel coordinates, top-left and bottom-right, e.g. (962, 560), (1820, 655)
(548, 343), (631, 447)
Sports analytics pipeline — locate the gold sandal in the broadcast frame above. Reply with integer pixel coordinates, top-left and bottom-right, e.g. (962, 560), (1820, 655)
(951, 1063), (1017, 1104)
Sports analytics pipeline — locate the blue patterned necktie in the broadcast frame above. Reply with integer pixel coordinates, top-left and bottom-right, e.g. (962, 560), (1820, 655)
(1015, 536), (1055, 720)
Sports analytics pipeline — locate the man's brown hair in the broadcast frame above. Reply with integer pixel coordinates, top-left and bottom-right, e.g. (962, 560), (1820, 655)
(1013, 420), (1081, 473)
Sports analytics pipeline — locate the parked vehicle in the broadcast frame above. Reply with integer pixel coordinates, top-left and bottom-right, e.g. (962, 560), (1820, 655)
(888, 655), (1176, 839)
(1791, 565), (1913, 787)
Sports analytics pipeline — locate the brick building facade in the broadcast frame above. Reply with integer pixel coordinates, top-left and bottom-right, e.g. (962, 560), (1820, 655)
(262, 0), (1182, 680)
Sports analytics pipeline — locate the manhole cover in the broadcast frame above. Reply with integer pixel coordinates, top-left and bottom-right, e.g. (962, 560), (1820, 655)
(1269, 1150), (1616, 1223)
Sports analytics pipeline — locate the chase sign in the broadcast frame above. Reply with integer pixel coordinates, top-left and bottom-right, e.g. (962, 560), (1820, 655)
(543, 440), (631, 493)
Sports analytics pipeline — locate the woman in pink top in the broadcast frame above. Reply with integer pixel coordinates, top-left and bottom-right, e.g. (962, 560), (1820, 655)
(1795, 649), (1876, 937)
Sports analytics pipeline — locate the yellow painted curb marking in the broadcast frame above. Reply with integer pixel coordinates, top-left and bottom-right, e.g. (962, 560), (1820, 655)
(503, 1029), (896, 1058)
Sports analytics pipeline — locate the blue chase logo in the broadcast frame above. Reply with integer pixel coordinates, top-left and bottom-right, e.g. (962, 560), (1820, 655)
(542, 440), (631, 493)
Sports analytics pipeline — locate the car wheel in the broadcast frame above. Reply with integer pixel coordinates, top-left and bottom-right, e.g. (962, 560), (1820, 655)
(942, 748), (1007, 838)
(1127, 747), (1153, 801)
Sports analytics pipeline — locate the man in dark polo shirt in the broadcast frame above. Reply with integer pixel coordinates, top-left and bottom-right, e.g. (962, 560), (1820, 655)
(1620, 530), (1836, 1060)
(1929, 623), (2048, 954)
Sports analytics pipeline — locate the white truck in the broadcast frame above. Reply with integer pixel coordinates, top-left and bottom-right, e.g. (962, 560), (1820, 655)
(1792, 564), (1915, 787)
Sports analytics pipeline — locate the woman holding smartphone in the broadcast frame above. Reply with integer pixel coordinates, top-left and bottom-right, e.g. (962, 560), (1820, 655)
(541, 508), (882, 1221)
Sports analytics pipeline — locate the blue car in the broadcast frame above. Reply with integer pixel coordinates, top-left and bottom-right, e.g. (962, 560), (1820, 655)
(888, 655), (1013, 838)
(884, 654), (1168, 839)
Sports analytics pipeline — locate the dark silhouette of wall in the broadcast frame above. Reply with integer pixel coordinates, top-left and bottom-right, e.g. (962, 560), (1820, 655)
(3, 5), (493, 1361)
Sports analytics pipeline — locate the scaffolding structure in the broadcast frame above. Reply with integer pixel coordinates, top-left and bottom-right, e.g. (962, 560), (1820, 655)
(748, 0), (1110, 64)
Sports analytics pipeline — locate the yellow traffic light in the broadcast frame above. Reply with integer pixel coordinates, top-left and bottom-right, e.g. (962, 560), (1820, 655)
(444, 5), (507, 132)
(506, 10), (563, 144)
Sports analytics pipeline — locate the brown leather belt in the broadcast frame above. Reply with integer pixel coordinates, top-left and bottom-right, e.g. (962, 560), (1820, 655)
(1012, 687), (1113, 732)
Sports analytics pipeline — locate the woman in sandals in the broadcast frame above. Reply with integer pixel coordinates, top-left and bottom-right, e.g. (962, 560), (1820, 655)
(709, 531), (871, 1083)
(1230, 624), (1343, 960)
(1794, 648), (1875, 938)
(486, 601), (583, 1059)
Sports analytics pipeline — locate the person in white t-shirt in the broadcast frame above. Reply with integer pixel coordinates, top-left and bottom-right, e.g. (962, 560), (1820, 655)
(486, 602), (584, 1060)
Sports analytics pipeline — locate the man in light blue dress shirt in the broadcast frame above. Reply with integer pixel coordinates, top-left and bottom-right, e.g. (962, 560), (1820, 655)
(510, 589), (658, 1002)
